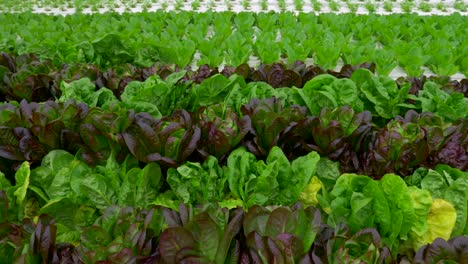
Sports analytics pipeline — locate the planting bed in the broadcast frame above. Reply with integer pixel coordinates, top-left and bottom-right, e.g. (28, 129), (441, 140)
(0, 1), (467, 263)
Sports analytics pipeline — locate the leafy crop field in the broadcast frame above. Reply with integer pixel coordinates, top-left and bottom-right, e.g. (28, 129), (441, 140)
(0, 1), (467, 263)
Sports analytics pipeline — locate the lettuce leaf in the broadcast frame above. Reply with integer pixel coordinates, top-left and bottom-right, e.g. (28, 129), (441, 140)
(412, 199), (457, 251)
(380, 174), (416, 242)
(299, 176), (322, 207)
(59, 78), (117, 108)
(167, 156), (227, 205)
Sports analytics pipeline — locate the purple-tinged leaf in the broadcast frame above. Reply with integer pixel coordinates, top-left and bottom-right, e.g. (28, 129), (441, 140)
(158, 227), (196, 264)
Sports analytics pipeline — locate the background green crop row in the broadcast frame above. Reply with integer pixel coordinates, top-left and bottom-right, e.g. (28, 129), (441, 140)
(1, 12), (467, 76)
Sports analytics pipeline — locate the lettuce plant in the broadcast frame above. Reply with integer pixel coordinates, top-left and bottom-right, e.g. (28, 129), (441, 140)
(250, 63), (303, 88)
(158, 204), (244, 263)
(241, 98), (307, 158)
(225, 147), (320, 207)
(351, 68), (414, 120)
(194, 104), (250, 161)
(405, 165), (468, 237)
(360, 118), (430, 177)
(313, 172), (460, 256)
(298, 74), (364, 115)
(305, 224), (394, 263)
(413, 236), (468, 264)
(0, 53), (56, 102)
(430, 119), (467, 171)
(409, 81), (468, 122)
(122, 110), (201, 167)
(278, 106), (372, 171)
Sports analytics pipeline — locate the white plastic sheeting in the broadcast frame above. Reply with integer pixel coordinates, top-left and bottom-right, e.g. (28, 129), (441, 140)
(1, 1), (466, 15)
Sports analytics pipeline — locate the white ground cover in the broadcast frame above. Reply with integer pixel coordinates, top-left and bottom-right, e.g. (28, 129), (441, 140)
(0, 0), (465, 15)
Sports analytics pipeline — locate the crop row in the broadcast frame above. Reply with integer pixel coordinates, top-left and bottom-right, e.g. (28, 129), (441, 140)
(1, 187), (466, 263)
(2, 53), (466, 103)
(23, 66), (468, 123)
(1, 65), (467, 177)
(1, 90), (466, 177)
(1, 12), (466, 76)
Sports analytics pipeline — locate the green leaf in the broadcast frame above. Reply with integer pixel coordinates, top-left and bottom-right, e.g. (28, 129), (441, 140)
(79, 174), (116, 210)
(0, 190), (8, 223)
(218, 199), (243, 210)
(30, 150), (77, 197)
(39, 197), (97, 231)
(266, 147), (292, 201)
(408, 166), (467, 237)
(193, 74), (244, 109)
(246, 160), (279, 207)
(226, 147), (258, 204)
(13, 162), (30, 208)
(41, 150), (75, 171)
(55, 223), (81, 244)
(120, 71), (188, 117)
(81, 226), (113, 250)
(332, 78), (360, 109)
(47, 167), (73, 200)
(416, 82), (468, 122)
(119, 162), (161, 208)
(362, 180), (391, 236)
(59, 78), (117, 107)
(288, 151), (320, 203)
(420, 169), (450, 199)
(300, 176), (322, 207)
(407, 187), (432, 237)
(330, 173), (371, 198)
(435, 164), (468, 181)
(299, 74), (336, 115)
(348, 192), (374, 232)
(152, 191), (181, 211)
(92, 33), (134, 66)
(0, 171), (12, 190)
(351, 69), (408, 119)
(314, 158), (341, 190)
(327, 173), (371, 228)
(168, 156), (226, 205)
(380, 174), (416, 241)
(443, 177), (468, 237)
